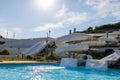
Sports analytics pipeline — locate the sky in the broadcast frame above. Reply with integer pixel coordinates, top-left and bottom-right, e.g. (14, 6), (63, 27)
(0, 0), (120, 39)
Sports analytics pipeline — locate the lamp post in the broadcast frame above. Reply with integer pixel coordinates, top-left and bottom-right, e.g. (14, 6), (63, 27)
(13, 32), (15, 39)
(17, 48), (20, 58)
(106, 32), (109, 47)
(46, 32), (49, 54)
(6, 31), (8, 38)
(46, 32), (49, 44)
(49, 29), (51, 38)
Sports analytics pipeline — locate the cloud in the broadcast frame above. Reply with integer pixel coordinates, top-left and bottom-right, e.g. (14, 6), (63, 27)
(55, 4), (89, 24)
(12, 28), (22, 33)
(33, 5), (89, 32)
(0, 28), (13, 38)
(86, 0), (120, 19)
(55, 5), (67, 18)
(63, 12), (88, 24)
(33, 22), (63, 31)
(0, 25), (22, 38)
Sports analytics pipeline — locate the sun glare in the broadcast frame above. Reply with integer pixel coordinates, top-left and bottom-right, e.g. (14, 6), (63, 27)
(34, 0), (56, 10)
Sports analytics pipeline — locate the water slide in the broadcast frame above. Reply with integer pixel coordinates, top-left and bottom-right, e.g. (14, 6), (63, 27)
(55, 32), (120, 68)
(55, 32), (119, 68)
(55, 43), (89, 53)
(24, 41), (47, 56)
(56, 33), (91, 46)
(85, 50), (120, 71)
(99, 36), (118, 43)
(55, 33), (91, 53)
(55, 33), (106, 53)
(56, 41), (107, 53)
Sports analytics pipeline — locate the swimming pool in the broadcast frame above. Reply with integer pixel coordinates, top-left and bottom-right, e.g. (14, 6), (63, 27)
(0, 63), (120, 80)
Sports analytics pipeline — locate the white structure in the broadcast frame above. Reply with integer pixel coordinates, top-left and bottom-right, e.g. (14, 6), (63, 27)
(81, 41), (106, 47)
(24, 41), (47, 56)
(60, 58), (78, 67)
(99, 36), (118, 43)
(56, 33), (91, 46)
(55, 33), (108, 54)
(55, 33), (91, 53)
(0, 38), (54, 56)
(56, 30), (120, 53)
(55, 30), (120, 68)
(55, 44), (89, 53)
(55, 33), (107, 67)
(86, 50), (120, 71)
(78, 54), (92, 65)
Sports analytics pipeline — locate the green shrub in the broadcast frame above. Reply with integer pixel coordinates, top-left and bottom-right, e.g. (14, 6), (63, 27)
(103, 49), (114, 57)
(0, 35), (3, 38)
(26, 56), (33, 60)
(0, 49), (10, 55)
(84, 50), (103, 59)
(46, 55), (56, 60)
(0, 50), (2, 55)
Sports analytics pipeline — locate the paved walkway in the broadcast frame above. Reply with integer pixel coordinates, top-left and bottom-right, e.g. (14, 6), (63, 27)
(0, 61), (58, 64)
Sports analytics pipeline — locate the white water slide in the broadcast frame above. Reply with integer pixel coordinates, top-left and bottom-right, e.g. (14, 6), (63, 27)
(55, 33), (106, 53)
(56, 44), (89, 53)
(86, 50), (120, 71)
(24, 41), (47, 56)
(56, 33), (91, 46)
(55, 33), (91, 53)
(99, 36), (118, 43)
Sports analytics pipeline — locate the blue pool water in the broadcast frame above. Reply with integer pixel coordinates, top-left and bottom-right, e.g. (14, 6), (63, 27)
(0, 63), (120, 80)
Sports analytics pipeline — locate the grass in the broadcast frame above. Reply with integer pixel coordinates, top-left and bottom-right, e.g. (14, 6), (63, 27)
(0, 57), (59, 62)
(0, 58), (32, 61)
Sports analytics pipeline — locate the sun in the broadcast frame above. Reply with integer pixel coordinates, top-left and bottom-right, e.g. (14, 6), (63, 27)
(34, 0), (56, 10)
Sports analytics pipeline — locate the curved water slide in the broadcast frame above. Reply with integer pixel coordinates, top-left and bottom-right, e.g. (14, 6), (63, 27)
(98, 30), (120, 43)
(56, 33), (91, 46)
(55, 33), (91, 53)
(56, 41), (106, 53)
(55, 33), (107, 53)
(24, 41), (47, 56)
(85, 50), (120, 71)
(55, 44), (89, 53)
(111, 30), (120, 36)
(99, 36), (118, 43)
(81, 41), (106, 47)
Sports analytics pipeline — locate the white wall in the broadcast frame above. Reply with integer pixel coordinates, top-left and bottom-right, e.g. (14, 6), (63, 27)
(0, 38), (54, 55)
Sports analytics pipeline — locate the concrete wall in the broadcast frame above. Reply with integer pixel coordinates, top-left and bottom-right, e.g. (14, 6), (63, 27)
(0, 55), (18, 58)
(0, 38), (52, 48)
(0, 37), (54, 55)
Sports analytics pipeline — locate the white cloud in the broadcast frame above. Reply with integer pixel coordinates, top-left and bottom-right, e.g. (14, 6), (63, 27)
(33, 22), (63, 31)
(86, 0), (120, 19)
(55, 5), (89, 24)
(0, 25), (22, 38)
(12, 28), (22, 33)
(63, 12), (88, 24)
(55, 5), (67, 18)
(0, 28), (13, 38)
(33, 5), (89, 32)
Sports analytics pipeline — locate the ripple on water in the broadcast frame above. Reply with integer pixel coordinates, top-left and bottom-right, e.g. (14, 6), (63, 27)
(0, 64), (120, 80)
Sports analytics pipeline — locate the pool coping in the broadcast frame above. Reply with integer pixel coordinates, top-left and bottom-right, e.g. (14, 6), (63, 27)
(0, 61), (59, 64)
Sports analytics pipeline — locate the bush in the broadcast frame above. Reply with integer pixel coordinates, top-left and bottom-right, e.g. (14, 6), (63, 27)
(84, 50), (103, 59)
(0, 35), (3, 38)
(46, 55), (56, 60)
(0, 49), (10, 55)
(26, 56), (33, 60)
(103, 49), (114, 57)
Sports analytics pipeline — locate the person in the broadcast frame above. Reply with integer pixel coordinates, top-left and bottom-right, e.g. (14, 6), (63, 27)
(73, 53), (75, 58)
